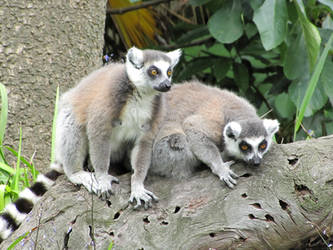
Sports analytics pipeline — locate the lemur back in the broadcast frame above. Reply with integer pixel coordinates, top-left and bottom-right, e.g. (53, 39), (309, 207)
(0, 47), (181, 242)
(152, 81), (279, 186)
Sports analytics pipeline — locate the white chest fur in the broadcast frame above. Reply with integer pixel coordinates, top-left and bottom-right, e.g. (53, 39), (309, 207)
(110, 94), (155, 148)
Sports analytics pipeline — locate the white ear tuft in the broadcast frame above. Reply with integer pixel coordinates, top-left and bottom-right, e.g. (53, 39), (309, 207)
(167, 49), (182, 67)
(263, 119), (279, 136)
(126, 46), (144, 69)
(223, 121), (242, 140)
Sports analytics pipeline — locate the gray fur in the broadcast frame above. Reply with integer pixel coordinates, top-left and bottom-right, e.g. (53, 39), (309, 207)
(54, 47), (181, 205)
(143, 50), (171, 64)
(151, 81), (279, 188)
(0, 47), (183, 242)
(234, 119), (268, 139)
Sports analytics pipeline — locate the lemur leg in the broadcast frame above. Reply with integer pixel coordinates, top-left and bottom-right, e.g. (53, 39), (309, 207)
(152, 122), (194, 178)
(130, 134), (159, 209)
(55, 107), (99, 194)
(183, 115), (238, 188)
(87, 118), (119, 200)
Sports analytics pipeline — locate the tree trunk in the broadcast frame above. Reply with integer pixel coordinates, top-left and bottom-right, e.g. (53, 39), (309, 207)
(1, 136), (333, 249)
(0, 0), (106, 170)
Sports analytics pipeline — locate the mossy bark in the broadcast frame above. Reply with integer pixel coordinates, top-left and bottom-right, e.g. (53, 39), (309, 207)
(0, 0), (106, 170)
(1, 136), (333, 249)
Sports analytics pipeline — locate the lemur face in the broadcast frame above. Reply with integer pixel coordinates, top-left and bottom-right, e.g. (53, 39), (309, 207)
(223, 119), (279, 166)
(125, 47), (181, 93)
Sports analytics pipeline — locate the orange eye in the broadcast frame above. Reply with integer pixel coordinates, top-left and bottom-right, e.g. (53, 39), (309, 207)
(259, 143), (267, 150)
(241, 145), (248, 151)
(151, 69), (158, 75)
(167, 70), (172, 77)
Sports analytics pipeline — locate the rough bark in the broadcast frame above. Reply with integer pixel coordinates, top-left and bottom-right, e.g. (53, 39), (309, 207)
(0, 0), (106, 170)
(1, 136), (333, 249)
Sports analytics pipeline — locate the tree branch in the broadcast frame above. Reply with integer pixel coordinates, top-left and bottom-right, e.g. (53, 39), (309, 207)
(107, 0), (171, 15)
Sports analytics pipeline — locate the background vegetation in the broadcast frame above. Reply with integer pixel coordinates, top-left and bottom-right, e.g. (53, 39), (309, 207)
(105, 0), (333, 143)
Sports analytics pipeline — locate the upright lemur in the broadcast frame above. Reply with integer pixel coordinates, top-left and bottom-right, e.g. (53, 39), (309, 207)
(151, 81), (279, 187)
(0, 47), (181, 242)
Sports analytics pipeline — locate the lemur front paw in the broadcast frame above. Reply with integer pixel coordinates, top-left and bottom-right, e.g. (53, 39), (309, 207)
(168, 133), (186, 151)
(215, 160), (238, 188)
(96, 175), (119, 200)
(129, 185), (159, 210)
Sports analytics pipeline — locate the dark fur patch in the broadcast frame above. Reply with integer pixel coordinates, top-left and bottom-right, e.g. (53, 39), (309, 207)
(29, 182), (47, 196)
(14, 198), (33, 214)
(1, 213), (19, 230)
(45, 170), (61, 181)
(114, 70), (134, 120)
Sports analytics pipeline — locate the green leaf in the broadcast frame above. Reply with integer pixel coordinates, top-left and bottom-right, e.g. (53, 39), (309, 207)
(176, 26), (210, 44)
(206, 43), (230, 57)
(321, 58), (333, 104)
(294, 32), (333, 139)
(7, 231), (30, 250)
(294, 0), (321, 71)
(12, 127), (22, 196)
(233, 63), (249, 93)
(249, 0), (264, 11)
(253, 0), (288, 50)
(283, 28), (309, 80)
(319, 0), (333, 11)
(207, 0), (243, 44)
(289, 76), (328, 117)
(177, 57), (213, 80)
(108, 241), (114, 250)
(213, 59), (231, 81)
(274, 92), (296, 118)
(244, 23), (258, 39)
(322, 15), (333, 30)
(189, 0), (212, 6)
(0, 185), (5, 211)
(0, 162), (15, 175)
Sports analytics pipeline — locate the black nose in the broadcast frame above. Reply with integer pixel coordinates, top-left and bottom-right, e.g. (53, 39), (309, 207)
(250, 156), (261, 166)
(154, 80), (171, 92)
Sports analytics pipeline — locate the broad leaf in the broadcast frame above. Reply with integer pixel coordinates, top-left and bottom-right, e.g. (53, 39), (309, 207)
(274, 92), (296, 118)
(253, 0), (288, 50)
(213, 59), (231, 81)
(319, 0), (333, 11)
(249, 0), (264, 11)
(289, 76), (328, 117)
(321, 58), (333, 104)
(176, 26), (210, 44)
(233, 63), (249, 93)
(177, 57), (213, 80)
(208, 0), (243, 44)
(294, 0), (321, 71)
(322, 15), (333, 30)
(283, 29), (309, 80)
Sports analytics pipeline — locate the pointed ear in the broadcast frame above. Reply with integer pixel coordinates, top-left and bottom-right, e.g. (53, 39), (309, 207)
(167, 49), (182, 67)
(223, 121), (242, 140)
(263, 119), (279, 136)
(126, 46), (144, 69)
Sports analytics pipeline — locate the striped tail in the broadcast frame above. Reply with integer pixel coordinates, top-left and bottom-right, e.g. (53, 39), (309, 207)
(0, 163), (63, 243)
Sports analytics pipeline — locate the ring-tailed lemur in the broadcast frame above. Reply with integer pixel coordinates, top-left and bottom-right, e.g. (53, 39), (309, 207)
(0, 47), (181, 242)
(151, 81), (279, 187)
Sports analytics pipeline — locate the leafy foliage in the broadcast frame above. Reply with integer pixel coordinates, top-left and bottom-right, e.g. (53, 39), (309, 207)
(0, 83), (39, 210)
(157, 0), (333, 142)
(103, 0), (332, 141)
